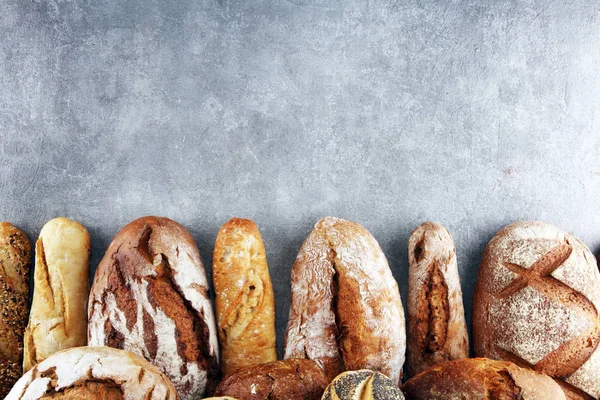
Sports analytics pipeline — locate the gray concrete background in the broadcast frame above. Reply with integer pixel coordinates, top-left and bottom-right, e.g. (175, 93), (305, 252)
(1, 0), (600, 358)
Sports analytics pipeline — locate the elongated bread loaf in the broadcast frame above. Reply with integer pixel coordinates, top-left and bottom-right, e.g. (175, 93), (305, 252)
(0, 223), (32, 397)
(213, 218), (277, 375)
(23, 217), (90, 372)
(284, 216), (405, 383)
(88, 216), (219, 400)
(407, 222), (469, 377)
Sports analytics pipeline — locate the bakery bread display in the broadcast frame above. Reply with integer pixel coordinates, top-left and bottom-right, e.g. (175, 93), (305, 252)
(214, 359), (328, 400)
(212, 218), (277, 375)
(473, 221), (600, 399)
(23, 217), (90, 372)
(88, 216), (219, 400)
(0, 223), (32, 397)
(401, 357), (566, 399)
(6, 346), (179, 399)
(284, 217), (405, 383)
(322, 369), (405, 400)
(406, 222), (469, 377)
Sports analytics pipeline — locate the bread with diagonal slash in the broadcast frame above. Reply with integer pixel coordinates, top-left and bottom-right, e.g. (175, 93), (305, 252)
(473, 221), (600, 400)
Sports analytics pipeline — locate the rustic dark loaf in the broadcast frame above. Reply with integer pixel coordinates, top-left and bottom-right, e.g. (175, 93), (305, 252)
(88, 216), (219, 400)
(0, 222), (31, 397)
(473, 221), (600, 399)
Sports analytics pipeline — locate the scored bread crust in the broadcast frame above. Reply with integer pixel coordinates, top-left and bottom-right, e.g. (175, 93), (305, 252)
(402, 357), (566, 399)
(88, 216), (219, 400)
(6, 346), (179, 399)
(0, 223), (32, 397)
(322, 369), (405, 400)
(283, 216), (405, 383)
(212, 218), (277, 375)
(407, 222), (469, 377)
(473, 221), (600, 399)
(23, 218), (90, 372)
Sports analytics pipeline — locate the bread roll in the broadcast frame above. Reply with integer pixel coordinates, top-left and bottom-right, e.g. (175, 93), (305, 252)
(23, 217), (90, 372)
(214, 359), (328, 400)
(6, 346), (179, 399)
(88, 216), (219, 400)
(284, 217), (405, 383)
(401, 358), (566, 399)
(406, 222), (468, 377)
(0, 223), (32, 397)
(213, 218), (277, 375)
(322, 370), (405, 400)
(473, 221), (600, 399)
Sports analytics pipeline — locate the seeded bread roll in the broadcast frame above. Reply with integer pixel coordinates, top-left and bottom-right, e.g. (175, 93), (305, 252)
(214, 359), (328, 400)
(23, 217), (90, 372)
(6, 346), (179, 399)
(473, 221), (600, 399)
(284, 217), (405, 383)
(0, 223), (32, 397)
(406, 222), (469, 377)
(213, 218), (277, 375)
(401, 358), (566, 399)
(322, 370), (405, 400)
(88, 216), (219, 400)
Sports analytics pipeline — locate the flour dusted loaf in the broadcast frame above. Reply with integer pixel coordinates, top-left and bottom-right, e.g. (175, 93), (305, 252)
(406, 222), (469, 377)
(401, 358), (566, 399)
(0, 223), (32, 397)
(6, 346), (179, 399)
(214, 359), (328, 400)
(213, 218), (277, 375)
(322, 370), (405, 400)
(284, 217), (405, 383)
(23, 217), (90, 372)
(88, 216), (219, 400)
(473, 221), (600, 399)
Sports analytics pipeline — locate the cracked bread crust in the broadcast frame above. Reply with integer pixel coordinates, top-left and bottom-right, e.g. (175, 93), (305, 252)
(213, 218), (277, 375)
(214, 359), (328, 400)
(6, 346), (179, 399)
(0, 222), (32, 397)
(23, 218), (90, 372)
(407, 222), (469, 377)
(401, 358), (566, 400)
(88, 216), (219, 400)
(283, 217), (405, 384)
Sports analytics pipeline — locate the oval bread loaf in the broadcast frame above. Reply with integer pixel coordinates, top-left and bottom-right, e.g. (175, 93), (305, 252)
(407, 222), (469, 377)
(0, 223), (32, 397)
(284, 217), (405, 383)
(213, 218), (277, 375)
(473, 221), (600, 399)
(322, 370), (405, 400)
(6, 346), (179, 399)
(401, 357), (566, 399)
(88, 216), (219, 400)
(214, 359), (328, 400)
(23, 217), (90, 372)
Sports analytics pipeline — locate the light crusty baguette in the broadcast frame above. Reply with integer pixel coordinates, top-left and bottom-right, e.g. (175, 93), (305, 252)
(6, 346), (179, 399)
(88, 216), (219, 400)
(0, 223), (32, 397)
(23, 217), (90, 372)
(214, 359), (328, 400)
(322, 370), (405, 400)
(401, 358), (566, 399)
(473, 221), (600, 399)
(212, 218), (277, 375)
(406, 222), (469, 377)
(284, 216), (405, 383)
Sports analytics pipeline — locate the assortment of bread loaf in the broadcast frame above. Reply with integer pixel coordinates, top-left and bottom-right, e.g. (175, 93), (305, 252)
(2, 215), (599, 400)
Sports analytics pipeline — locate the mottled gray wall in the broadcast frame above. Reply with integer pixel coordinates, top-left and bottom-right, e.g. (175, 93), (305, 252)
(1, 0), (600, 357)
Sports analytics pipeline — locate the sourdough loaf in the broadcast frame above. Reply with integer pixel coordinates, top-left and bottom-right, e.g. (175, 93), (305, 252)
(88, 216), (219, 399)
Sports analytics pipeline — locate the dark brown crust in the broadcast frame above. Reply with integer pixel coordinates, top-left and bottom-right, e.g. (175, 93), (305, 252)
(39, 380), (125, 399)
(416, 261), (449, 353)
(0, 222), (32, 397)
(214, 359), (328, 400)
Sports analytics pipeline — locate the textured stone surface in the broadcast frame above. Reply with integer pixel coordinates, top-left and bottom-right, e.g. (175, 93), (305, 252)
(1, 0), (600, 355)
